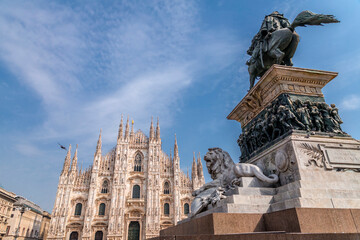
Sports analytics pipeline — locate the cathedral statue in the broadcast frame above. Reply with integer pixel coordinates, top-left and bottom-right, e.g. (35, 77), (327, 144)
(247, 10), (339, 89)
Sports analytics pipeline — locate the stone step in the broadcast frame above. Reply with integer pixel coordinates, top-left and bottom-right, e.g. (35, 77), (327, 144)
(276, 180), (360, 193)
(331, 198), (360, 208)
(230, 187), (276, 196)
(273, 188), (360, 203)
(270, 197), (334, 212)
(226, 194), (274, 205)
(224, 203), (271, 214)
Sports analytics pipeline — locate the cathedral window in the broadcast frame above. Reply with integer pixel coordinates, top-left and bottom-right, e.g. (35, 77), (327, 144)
(164, 203), (170, 215)
(101, 180), (109, 193)
(132, 185), (140, 199)
(184, 203), (189, 215)
(95, 231), (103, 240)
(70, 232), (78, 240)
(74, 203), (82, 216)
(98, 203), (106, 216)
(163, 182), (170, 194)
(134, 153), (142, 172)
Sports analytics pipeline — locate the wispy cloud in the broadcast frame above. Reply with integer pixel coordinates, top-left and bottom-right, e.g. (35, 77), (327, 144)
(341, 95), (360, 110)
(0, 0), (240, 150)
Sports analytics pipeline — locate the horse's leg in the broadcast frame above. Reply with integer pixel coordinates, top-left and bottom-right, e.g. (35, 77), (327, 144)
(248, 63), (257, 89)
(283, 32), (300, 66)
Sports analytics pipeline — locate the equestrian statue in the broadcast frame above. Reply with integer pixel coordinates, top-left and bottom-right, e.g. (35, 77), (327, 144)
(247, 11), (339, 89)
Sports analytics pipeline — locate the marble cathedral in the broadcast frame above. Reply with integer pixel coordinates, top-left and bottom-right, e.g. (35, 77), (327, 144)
(47, 117), (205, 240)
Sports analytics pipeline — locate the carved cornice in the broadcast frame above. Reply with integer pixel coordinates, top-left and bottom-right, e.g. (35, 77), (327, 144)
(227, 65), (338, 128)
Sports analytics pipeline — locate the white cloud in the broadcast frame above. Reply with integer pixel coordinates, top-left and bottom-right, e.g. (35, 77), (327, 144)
(15, 143), (42, 157)
(341, 95), (360, 110)
(0, 1), (240, 153)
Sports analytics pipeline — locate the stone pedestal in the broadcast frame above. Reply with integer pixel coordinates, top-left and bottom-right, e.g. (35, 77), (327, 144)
(148, 66), (360, 239)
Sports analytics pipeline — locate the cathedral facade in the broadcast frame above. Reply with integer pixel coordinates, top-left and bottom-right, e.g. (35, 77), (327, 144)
(47, 117), (204, 240)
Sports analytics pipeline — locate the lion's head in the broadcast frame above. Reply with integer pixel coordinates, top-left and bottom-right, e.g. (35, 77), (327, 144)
(204, 148), (235, 180)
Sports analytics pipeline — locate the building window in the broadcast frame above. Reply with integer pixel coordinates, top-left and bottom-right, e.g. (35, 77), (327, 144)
(74, 203), (82, 216)
(6, 226), (10, 235)
(164, 203), (170, 215)
(134, 153), (142, 172)
(184, 203), (190, 215)
(164, 181), (170, 194)
(99, 203), (106, 216)
(22, 228), (25, 236)
(70, 231), (78, 240)
(95, 231), (103, 240)
(101, 180), (109, 193)
(132, 185), (140, 199)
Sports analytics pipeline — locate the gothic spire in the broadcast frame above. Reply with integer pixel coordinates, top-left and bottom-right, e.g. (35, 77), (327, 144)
(174, 134), (179, 159)
(156, 117), (160, 140)
(70, 144), (78, 173)
(95, 129), (102, 156)
(118, 114), (124, 141)
(191, 152), (198, 181)
(197, 152), (204, 180)
(149, 116), (155, 140)
(169, 148), (172, 162)
(125, 116), (130, 139)
(131, 119), (134, 137)
(61, 144), (71, 175)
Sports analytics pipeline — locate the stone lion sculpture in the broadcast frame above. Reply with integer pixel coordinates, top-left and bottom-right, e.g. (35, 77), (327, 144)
(190, 147), (278, 217)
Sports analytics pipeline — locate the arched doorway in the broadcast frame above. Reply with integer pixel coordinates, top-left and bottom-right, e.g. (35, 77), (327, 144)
(69, 232), (78, 240)
(95, 231), (103, 240)
(128, 221), (140, 240)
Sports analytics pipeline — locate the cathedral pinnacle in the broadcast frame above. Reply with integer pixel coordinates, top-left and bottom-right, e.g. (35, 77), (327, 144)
(125, 116), (130, 139)
(70, 144), (78, 172)
(131, 119), (134, 133)
(174, 134), (179, 158)
(95, 129), (102, 156)
(118, 114), (124, 141)
(61, 144), (72, 175)
(197, 152), (204, 180)
(156, 117), (160, 140)
(191, 152), (198, 181)
(150, 116), (155, 140)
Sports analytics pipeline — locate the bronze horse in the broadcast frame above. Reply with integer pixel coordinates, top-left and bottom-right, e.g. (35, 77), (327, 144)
(247, 11), (339, 89)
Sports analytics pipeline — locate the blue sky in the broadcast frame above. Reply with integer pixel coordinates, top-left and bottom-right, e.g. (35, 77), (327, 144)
(1, 0), (360, 212)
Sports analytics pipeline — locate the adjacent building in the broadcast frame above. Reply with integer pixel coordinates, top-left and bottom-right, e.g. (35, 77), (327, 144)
(0, 187), (16, 240)
(3, 195), (51, 240)
(47, 117), (205, 240)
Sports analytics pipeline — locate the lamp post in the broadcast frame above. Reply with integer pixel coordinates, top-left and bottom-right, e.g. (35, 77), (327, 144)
(13, 203), (29, 240)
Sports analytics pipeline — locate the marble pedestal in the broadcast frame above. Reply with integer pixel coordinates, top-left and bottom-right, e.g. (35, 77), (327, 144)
(149, 66), (360, 239)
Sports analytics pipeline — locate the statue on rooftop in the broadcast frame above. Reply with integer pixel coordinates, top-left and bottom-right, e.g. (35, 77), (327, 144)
(247, 10), (339, 89)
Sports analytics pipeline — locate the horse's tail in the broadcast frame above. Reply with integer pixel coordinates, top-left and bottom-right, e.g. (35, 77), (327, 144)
(290, 10), (339, 29)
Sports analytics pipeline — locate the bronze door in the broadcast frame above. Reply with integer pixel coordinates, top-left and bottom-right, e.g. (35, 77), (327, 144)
(128, 221), (140, 240)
